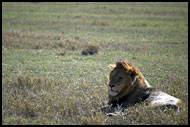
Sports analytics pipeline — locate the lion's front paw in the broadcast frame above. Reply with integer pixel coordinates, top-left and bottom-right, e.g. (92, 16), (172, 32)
(100, 105), (116, 113)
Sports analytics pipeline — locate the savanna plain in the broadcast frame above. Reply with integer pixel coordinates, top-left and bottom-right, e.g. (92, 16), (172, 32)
(2, 2), (188, 125)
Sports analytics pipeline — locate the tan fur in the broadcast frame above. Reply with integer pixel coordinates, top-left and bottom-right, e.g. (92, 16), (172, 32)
(107, 59), (182, 112)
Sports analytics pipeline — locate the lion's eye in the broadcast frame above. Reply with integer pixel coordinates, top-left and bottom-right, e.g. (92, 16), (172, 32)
(117, 76), (123, 82)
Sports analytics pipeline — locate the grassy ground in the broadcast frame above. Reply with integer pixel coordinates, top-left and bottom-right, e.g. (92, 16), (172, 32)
(2, 2), (188, 125)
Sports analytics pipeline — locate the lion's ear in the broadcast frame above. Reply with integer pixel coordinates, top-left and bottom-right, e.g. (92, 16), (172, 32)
(130, 72), (137, 84)
(108, 64), (116, 70)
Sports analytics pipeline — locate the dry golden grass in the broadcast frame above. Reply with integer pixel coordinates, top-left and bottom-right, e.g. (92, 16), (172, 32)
(2, 74), (188, 125)
(2, 30), (87, 51)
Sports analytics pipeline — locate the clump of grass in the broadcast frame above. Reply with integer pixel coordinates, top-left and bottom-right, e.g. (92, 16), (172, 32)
(81, 45), (99, 55)
(56, 49), (66, 56)
(2, 30), (84, 51)
(55, 38), (80, 50)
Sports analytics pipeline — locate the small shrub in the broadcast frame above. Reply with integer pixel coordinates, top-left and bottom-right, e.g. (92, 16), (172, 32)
(81, 45), (99, 55)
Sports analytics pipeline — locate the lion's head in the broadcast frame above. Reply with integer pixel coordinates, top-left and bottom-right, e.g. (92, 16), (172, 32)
(107, 59), (151, 103)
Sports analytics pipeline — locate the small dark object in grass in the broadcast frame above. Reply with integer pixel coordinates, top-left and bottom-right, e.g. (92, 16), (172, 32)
(81, 45), (99, 55)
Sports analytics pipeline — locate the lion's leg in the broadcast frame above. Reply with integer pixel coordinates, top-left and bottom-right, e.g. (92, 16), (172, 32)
(100, 104), (125, 116)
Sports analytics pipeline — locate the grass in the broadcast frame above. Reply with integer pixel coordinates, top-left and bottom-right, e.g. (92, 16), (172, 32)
(2, 2), (188, 125)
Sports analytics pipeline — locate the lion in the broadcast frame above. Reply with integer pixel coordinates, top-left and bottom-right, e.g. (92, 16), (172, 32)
(101, 59), (182, 116)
